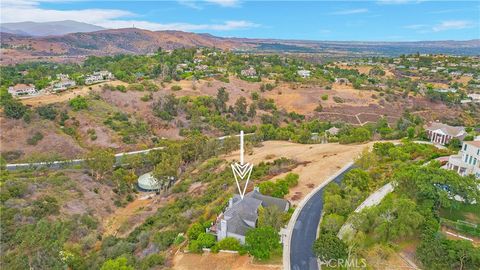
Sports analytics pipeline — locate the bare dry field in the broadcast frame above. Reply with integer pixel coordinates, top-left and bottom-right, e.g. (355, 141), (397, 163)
(20, 81), (128, 107)
(224, 140), (381, 206)
(173, 252), (281, 270)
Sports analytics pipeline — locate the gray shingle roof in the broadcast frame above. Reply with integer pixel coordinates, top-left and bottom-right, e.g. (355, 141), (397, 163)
(226, 215), (252, 235)
(222, 190), (290, 236)
(246, 190), (290, 211)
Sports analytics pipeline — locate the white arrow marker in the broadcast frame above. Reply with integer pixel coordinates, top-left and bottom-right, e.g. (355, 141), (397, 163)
(231, 130), (254, 199)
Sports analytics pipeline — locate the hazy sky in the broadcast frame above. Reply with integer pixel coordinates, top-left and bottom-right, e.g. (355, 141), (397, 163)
(1, 0), (479, 41)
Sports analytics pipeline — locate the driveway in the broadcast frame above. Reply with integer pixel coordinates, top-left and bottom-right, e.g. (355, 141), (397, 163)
(290, 165), (354, 270)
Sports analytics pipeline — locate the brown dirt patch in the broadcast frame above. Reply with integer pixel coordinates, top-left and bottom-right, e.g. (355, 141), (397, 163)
(224, 141), (386, 206)
(173, 252), (281, 270)
(0, 117), (84, 161)
(102, 193), (170, 238)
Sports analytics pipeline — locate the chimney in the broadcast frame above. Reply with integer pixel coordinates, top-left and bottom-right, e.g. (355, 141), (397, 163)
(219, 219), (227, 240)
(228, 198), (233, 208)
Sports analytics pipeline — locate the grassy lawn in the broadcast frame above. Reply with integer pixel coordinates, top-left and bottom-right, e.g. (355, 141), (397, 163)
(252, 247), (283, 265)
(439, 203), (480, 224)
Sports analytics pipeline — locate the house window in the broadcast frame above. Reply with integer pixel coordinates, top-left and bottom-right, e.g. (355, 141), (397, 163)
(465, 154), (469, 163)
(474, 158), (477, 166)
(469, 156), (473, 165)
(463, 144), (468, 151)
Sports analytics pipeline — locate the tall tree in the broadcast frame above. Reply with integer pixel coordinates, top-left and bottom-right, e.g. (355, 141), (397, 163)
(215, 87), (229, 112)
(85, 149), (115, 181)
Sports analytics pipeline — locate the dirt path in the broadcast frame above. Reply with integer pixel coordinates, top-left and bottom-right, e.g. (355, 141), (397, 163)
(224, 141), (382, 206)
(102, 193), (167, 237)
(173, 252), (281, 270)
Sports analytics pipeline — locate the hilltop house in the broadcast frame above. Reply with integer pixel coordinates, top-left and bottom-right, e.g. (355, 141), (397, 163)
(85, 71), (114, 85)
(56, 73), (70, 80)
(326, 127), (340, 136)
(8, 84), (37, 97)
(445, 140), (480, 179)
(434, 88), (457, 93)
(297, 69), (311, 78)
(241, 67), (257, 78)
(53, 79), (76, 91)
(425, 122), (467, 146)
(212, 188), (289, 244)
(335, 77), (349, 85)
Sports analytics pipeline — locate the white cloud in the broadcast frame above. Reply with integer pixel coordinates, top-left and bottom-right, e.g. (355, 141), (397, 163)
(331, 8), (368, 15)
(432, 20), (474, 32)
(205, 0), (239, 7)
(1, 0), (257, 32)
(178, 0), (240, 9)
(403, 24), (428, 30)
(177, 0), (202, 10)
(97, 20), (259, 31)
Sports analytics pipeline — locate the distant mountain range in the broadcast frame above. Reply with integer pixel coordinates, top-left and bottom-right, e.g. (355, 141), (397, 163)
(0, 20), (105, 36)
(1, 20), (479, 64)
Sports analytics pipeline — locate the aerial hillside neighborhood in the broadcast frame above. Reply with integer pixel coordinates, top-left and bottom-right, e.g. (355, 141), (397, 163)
(1, 1), (480, 268)
(1, 45), (479, 270)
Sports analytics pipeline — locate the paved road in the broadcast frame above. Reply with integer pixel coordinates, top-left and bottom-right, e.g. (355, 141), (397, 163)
(290, 165), (354, 270)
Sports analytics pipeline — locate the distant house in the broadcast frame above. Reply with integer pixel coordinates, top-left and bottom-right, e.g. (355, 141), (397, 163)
(213, 188), (289, 244)
(195, 64), (209, 71)
(53, 79), (76, 91)
(297, 69), (311, 78)
(467, 93), (480, 103)
(8, 84), (37, 97)
(434, 88), (457, 93)
(56, 73), (70, 80)
(445, 140), (480, 179)
(85, 71), (113, 85)
(425, 122), (467, 145)
(241, 67), (257, 78)
(326, 127), (340, 136)
(335, 78), (349, 85)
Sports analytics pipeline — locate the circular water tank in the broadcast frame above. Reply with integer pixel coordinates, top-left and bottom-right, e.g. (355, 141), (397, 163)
(137, 172), (161, 191)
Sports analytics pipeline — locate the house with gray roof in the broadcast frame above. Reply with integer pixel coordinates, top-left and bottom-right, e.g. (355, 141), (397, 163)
(213, 188), (289, 244)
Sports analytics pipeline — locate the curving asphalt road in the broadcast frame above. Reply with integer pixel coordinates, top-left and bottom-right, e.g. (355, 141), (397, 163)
(290, 165), (354, 270)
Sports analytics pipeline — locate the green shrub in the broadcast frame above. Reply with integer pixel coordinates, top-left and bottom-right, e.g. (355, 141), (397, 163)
(333, 96), (344, 103)
(36, 105), (57, 120)
(116, 85), (127, 92)
(127, 83), (145, 91)
(171, 85), (182, 91)
(258, 173), (299, 198)
(153, 230), (178, 251)
(27, 132), (44, 145)
(187, 222), (205, 240)
(212, 237), (242, 252)
(245, 226), (280, 260)
(32, 196), (60, 218)
(69, 96), (88, 110)
(321, 94), (328, 100)
(139, 254), (164, 270)
(3, 99), (27, 119)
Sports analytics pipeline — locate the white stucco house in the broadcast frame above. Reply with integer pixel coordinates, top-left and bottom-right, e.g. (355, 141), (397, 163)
(297, 69), (311, 78)
(445, 140), (480, 179)
(8, 84), (37, 97)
